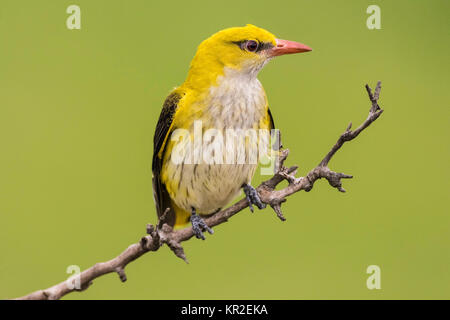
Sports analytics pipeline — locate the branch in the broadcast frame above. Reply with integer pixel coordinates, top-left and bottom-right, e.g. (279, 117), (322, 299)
(15, 82), (384, 300)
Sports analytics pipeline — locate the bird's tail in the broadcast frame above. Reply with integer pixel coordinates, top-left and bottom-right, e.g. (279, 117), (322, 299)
(172, 202), (192, 229)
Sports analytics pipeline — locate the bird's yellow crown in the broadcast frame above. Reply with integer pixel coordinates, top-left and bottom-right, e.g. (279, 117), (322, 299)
(183, 25), (277, 91)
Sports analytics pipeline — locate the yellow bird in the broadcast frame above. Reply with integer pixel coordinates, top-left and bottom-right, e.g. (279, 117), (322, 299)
(152, 25), (311, 239)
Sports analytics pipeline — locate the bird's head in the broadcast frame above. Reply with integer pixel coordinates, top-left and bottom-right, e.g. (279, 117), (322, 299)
(185, 24), (312, 88)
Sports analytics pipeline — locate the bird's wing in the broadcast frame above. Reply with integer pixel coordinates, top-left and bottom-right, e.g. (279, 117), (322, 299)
(267, 107), (275, 131)
(152, 90), (182, 225)
(267, 106), (281, 151)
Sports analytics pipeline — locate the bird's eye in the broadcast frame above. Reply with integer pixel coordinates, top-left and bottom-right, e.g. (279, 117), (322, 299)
(245, 40), (259, 52)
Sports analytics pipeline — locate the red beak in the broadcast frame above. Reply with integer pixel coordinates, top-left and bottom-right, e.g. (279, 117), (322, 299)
(271, 39), (312, 56)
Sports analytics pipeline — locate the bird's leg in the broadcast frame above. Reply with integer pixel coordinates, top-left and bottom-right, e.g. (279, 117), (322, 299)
(190, 207), (214, 240)
(242, 183), (266, 213)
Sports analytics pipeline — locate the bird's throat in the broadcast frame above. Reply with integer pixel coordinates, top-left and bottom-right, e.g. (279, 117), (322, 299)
(204, 67), (267, 129)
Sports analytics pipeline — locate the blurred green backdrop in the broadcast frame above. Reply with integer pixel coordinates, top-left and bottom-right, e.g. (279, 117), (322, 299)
(1, 0), (449, 299)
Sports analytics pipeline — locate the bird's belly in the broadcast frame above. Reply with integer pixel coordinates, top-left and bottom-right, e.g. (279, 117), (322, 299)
(167, 162), (257, 214)
(162, 121), (263, 214)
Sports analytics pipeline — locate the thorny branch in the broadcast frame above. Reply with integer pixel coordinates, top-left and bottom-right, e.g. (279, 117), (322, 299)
(15, 82), (384, 300)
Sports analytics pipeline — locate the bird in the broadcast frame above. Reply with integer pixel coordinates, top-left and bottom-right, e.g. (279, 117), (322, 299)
(152, 24), (311, 240)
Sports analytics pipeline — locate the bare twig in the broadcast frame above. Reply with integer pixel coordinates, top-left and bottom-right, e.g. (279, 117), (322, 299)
(15, 82), (384, 300)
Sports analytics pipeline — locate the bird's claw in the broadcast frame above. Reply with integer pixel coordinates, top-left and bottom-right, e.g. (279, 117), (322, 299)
(243, 184), (266, 213)
(190, 211), (214, 240)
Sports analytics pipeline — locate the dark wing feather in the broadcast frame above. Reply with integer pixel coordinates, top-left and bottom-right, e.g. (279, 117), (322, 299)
(267, 107), (281, 150)
(152, 91), (182, 226)
(267, 107), (275, 130)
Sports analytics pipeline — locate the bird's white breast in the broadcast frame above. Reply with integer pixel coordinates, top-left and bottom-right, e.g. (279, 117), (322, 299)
(206, 67), (267, 129)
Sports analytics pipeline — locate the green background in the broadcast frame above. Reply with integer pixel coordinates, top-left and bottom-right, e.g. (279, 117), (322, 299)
(1, 0), (449, 299)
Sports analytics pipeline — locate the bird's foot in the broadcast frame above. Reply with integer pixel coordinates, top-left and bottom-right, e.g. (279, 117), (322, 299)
(190, 209), (214, 240)
(242, 183), (266, 213)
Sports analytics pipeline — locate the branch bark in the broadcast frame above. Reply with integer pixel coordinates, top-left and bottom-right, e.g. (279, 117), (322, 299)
(15, 82), (383, 300)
